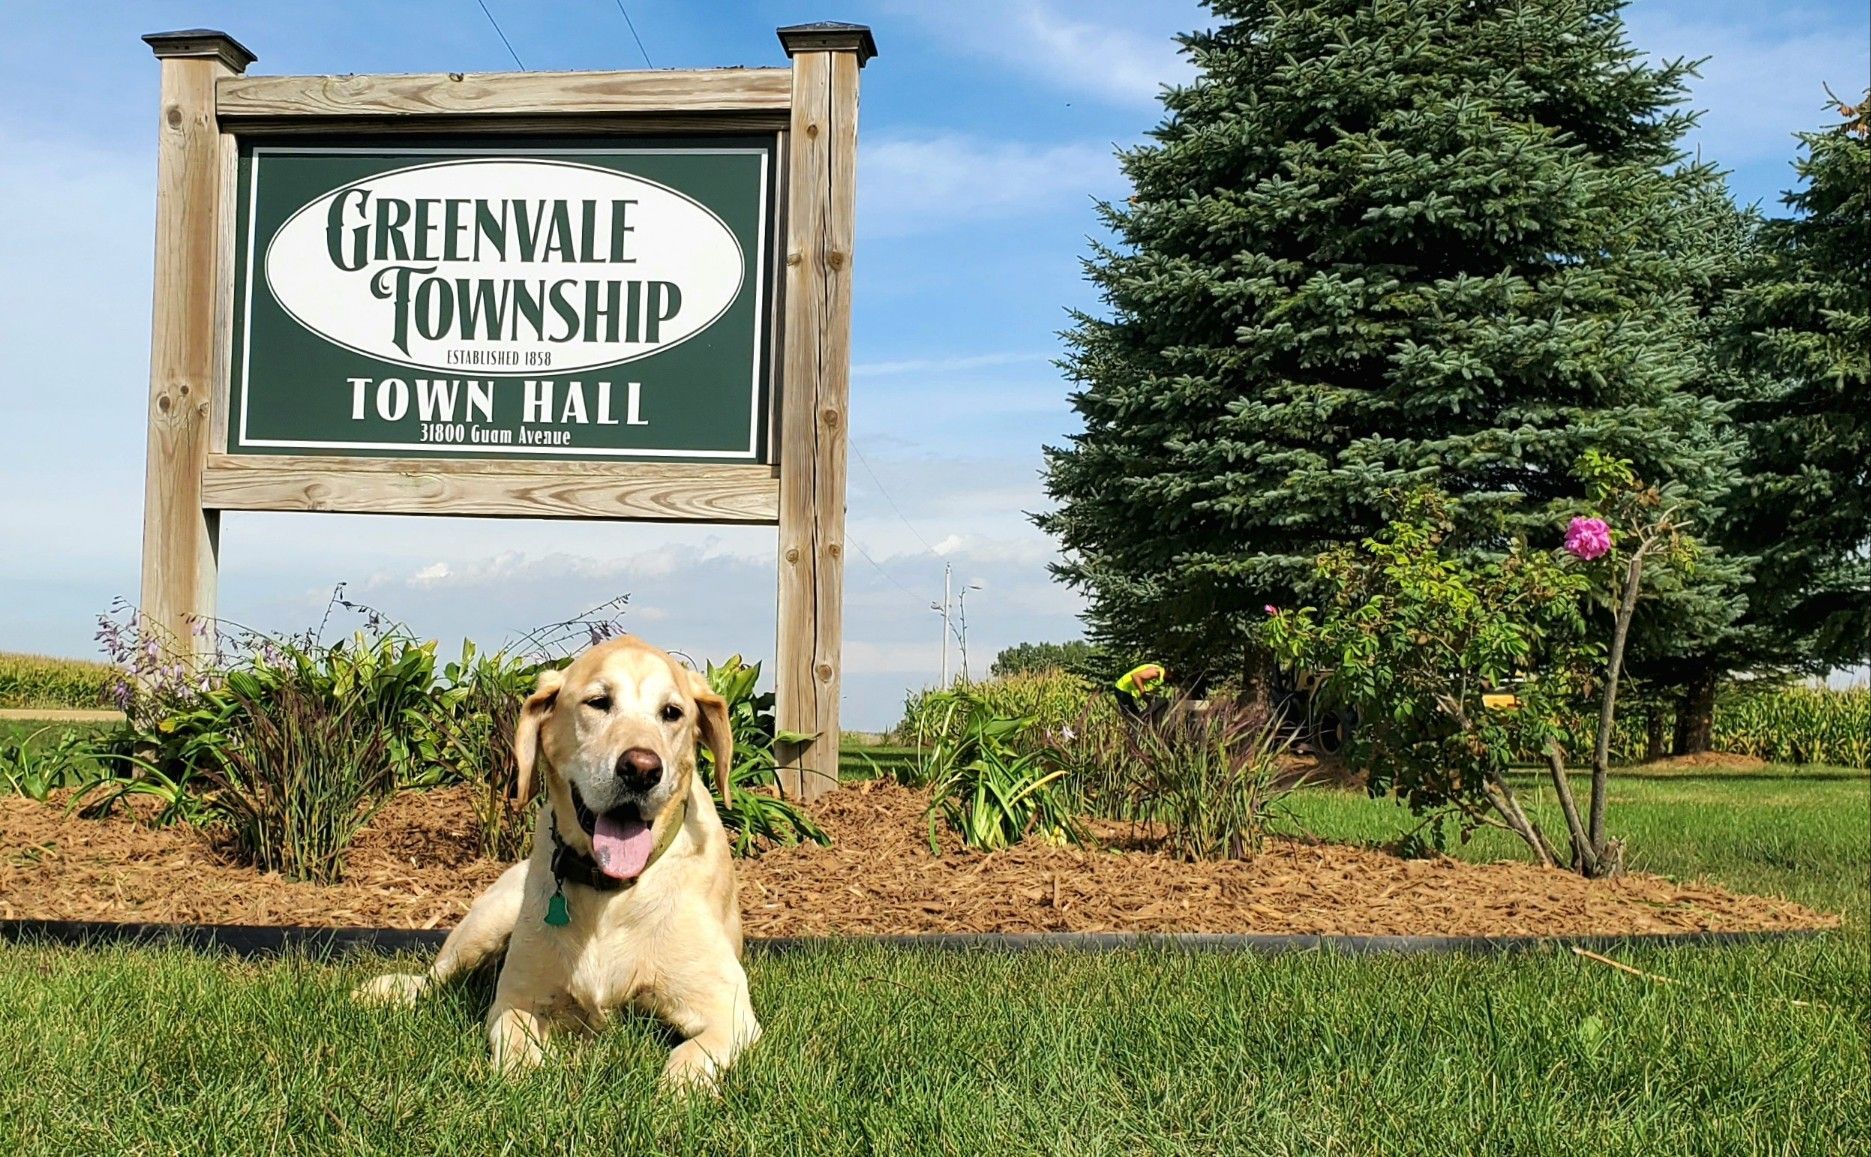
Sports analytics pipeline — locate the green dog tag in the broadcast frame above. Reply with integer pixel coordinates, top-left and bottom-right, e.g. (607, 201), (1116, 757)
(545, 889), (569, 927)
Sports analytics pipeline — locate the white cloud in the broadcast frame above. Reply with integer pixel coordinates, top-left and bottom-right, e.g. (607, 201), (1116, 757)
(888, 0), (1202, 107)
(373, 541), (772, 593)
(841, 639), (945, 676)
(854, 352), (1053, 378)
(206, 518), (1076, 726)
(1624, 5), (1868, 172)
(861, 133), (1117, 236)
(949, 536), (1057, 567)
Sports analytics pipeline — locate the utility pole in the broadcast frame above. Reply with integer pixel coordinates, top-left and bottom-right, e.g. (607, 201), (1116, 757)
(929, 562), (951, 687)
(957, 581), (982, 682)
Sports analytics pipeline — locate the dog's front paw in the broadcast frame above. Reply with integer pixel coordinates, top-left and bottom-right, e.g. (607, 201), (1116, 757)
(659, 1041), (725, 1097)
(352, 973), (431, 1007)
(488, 1007), (552, 1074)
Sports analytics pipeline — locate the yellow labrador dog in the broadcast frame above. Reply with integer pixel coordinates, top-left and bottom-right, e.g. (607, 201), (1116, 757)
(355, 636), (759, 1091)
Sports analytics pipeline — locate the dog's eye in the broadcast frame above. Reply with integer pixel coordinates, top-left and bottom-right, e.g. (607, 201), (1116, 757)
(660, 704), (684, 723)
(583, 696), (612, 712)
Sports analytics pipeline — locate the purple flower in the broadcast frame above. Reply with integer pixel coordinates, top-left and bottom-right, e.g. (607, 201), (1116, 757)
(1264, 604), (1279, 615)
(1565, 517), (1612, 561)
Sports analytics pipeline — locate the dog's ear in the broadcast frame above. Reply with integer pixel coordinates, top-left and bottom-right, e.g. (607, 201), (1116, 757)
(685, 669), (733, 809)
(512, 667), (565, 805)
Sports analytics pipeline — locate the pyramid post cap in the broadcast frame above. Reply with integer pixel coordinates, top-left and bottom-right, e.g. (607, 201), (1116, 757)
(776, 22), (877, 66)
(143, 29), (257, 72)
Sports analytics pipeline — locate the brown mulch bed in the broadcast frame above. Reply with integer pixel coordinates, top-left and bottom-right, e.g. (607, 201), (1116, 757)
(0, 781), (1836, 938)
(0, 789), (509, 930)
(1636, 752), (1771, 772)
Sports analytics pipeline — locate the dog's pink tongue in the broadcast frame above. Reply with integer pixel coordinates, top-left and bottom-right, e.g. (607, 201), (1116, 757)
(592, 813), (655, 880)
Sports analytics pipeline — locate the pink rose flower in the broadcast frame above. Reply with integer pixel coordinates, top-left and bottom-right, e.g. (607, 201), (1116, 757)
(1564, 516), (1612, 561)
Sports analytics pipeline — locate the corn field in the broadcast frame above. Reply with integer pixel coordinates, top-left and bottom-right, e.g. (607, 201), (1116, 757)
(1497, 685), (1868, 769)
(0, 652), (115, 710)
(1712, 686), (1870, 768)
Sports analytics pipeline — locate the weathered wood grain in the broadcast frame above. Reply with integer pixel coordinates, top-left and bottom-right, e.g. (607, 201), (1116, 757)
(774, 52), (831, 800)
(813, 51), (860, 791)
(200, 455), (779, 523)
(217, 68), (792, 121)
(773, 38), (864, 801)
(142, 38), (247, 664)
(220, 112), (789, 137)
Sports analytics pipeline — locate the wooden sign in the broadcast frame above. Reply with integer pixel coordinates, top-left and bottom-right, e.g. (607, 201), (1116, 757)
(138, 24), (876, 798)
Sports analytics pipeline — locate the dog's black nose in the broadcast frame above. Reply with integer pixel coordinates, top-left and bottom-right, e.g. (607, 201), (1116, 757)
(615, 747), (663, 790)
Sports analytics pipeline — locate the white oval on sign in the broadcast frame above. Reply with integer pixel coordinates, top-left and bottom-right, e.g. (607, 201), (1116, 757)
(264, 158), (745, 375)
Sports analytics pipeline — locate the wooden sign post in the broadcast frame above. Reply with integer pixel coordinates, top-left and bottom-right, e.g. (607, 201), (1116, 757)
(775, 25), (869, 800)
(138, 24), (875, 800)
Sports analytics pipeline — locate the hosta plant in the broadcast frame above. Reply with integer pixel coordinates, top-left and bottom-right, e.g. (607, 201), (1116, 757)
(404, 641), (554, 860)
(92, 597), (439, 809)
(0, 727), (107, 802)
(918, 698), (1083, 853)
(700, 655), (829, 856)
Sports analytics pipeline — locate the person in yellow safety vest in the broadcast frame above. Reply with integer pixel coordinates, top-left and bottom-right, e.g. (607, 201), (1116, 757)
(1114, 662), (1168, 724)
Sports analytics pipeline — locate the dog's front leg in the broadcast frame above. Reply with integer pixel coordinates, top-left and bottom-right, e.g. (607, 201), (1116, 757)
(654, 957), (762, 1094)
(354, 860), (529, 1006)
(487, 999), (556, 1073)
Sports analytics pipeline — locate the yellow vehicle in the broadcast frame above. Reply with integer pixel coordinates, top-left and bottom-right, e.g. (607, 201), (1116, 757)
(1482, 677), (1533, 712)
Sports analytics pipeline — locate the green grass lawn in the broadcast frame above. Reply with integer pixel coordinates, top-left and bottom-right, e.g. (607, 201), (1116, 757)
(1, 763), (1866, 1155)
(0, 718), (116, 747)
(840, 743), (920, 781)
(1284, 764), (1871, 915)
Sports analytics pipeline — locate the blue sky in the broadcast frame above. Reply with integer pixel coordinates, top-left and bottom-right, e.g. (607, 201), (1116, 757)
(1, 0), (1864, 726)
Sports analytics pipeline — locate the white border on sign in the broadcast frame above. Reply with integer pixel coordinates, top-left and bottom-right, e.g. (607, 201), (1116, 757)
(235, 144), (773, 461)
(263, 158), (749, 376)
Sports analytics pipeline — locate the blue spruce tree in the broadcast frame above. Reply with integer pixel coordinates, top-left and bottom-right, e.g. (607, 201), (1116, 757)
(1040, 0), (1735, 690)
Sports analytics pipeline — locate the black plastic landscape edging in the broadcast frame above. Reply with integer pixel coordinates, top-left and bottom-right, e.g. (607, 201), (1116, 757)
(0, 919), (1830, 960)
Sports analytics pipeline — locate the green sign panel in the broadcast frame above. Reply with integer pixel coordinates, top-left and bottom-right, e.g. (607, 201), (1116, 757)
(229, 139), (776, 462)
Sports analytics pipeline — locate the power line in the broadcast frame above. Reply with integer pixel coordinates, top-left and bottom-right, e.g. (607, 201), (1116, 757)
(611, 0), (655, 68)
(847, 533), (927, 605)
(851, 442), (946, 560)
(849, 444), (977, 676)
(849, 531), (967, 687)
(473, 0), (527, 69)
(849, 445), (983, 686)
